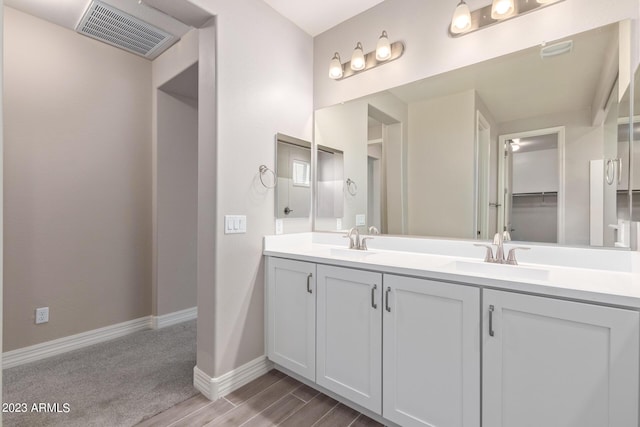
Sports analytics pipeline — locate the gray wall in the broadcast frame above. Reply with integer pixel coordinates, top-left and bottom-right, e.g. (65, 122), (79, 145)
(189, 0), (313, 378)
(156, 89), (198, 316)
(152, 31), (200, 318)
(407, 90), (476, 238)
(4, 7), (152, 351)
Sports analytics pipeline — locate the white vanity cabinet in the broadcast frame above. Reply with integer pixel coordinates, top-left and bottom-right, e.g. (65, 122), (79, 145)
(266, 257), (316, 382)
(483, 289), (640, 427)
(265, 252), (640, 427)
(383, 275), (481, 427)
(316, 265), (383, 413)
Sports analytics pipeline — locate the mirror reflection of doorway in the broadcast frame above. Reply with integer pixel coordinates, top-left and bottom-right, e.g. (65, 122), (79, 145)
(367, 106), (401, 234)
(476, 111), (491, 240)
(498, 127), (565, 244)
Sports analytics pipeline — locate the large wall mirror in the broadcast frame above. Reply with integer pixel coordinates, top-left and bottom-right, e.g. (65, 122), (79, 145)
(314, 22), (637, 249)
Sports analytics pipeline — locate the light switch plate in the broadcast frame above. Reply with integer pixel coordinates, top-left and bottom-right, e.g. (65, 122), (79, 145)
(225, 215), (247, 234)
(275, 219), (284, 235)
(336, 218), (342, 230)
(355, 214), (366, 226)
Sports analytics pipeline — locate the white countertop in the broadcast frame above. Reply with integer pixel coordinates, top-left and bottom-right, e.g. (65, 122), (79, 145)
(264, 233), (640, 309)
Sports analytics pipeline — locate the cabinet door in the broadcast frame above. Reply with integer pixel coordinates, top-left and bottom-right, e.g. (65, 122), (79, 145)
(483, 289), (639, 427)
(316, 265), (382, 413)
(266, 257), (316, 381)
(383, 275), (481, 427)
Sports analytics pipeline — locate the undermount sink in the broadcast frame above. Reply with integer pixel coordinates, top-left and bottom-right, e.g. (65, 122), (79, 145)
(329, 247), (378, 260)
(448, 260), (550, 282)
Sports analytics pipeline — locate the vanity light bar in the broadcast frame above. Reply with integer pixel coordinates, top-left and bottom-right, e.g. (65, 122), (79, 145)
(329, 31), (404, 81)
(448, 0), (565, 38)
(330, 41), (405, 81)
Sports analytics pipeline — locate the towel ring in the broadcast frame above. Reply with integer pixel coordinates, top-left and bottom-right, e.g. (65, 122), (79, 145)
(346, 178), (358, 196)
(259, 165), (276, 189)
(605, 159), (615, 185)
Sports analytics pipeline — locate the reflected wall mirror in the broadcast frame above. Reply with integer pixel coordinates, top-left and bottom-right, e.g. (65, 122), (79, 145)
(276, 133), (312, 219)
(314, 22), (636, 249)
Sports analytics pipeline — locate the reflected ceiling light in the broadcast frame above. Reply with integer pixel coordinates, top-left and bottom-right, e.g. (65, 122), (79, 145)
(510, 139), (521, 151)
(376, 31), (392, 61)
(328, 32), (405, 81)
(329, 52), (343, 79)
(351, 42), (366, 71)
(491, 0), (515, 19)
(449, 0), (564, 37)
(450, 0), (471, 34)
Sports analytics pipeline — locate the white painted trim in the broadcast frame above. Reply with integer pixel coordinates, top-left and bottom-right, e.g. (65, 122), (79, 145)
(2, 316), (151, 369)
(151, 306), (197, 329)
(475, 110), (491, 240)
(193, 356), (274, 400)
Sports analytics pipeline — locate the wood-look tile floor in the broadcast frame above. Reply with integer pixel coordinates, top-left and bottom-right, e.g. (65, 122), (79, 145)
(136, 370), (385, 427)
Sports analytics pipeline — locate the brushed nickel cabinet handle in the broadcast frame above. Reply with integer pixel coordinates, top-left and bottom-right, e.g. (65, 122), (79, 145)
(385, 287), (391, 312)
(307, 273), (313, 294)
(489, 305), (495, 337)
(371, 285), (378, 309)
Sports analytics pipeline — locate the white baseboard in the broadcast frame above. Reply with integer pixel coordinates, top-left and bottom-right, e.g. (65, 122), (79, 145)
(2, 316), (151, 369)
(194, 356), (274, 400)
(151, 307), (197, 329)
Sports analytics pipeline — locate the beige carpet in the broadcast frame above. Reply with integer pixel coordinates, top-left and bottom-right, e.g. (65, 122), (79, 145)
(3, 320), (197, 427)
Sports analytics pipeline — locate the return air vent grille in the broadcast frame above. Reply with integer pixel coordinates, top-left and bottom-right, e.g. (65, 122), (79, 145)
(76, 0), (176, 59)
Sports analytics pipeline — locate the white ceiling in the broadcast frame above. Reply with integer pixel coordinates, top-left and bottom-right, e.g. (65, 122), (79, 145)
(4, 0), (389, 44)
(261, 0), (385, 36)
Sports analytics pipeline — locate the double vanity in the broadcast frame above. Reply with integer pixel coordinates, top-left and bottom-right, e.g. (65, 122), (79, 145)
(264, 232), (640, 427)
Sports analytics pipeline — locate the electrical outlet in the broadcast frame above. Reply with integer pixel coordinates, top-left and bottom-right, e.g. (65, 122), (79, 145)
(35, 307), (49, 324)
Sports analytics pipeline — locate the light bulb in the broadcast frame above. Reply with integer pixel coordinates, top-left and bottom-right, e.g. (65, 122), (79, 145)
(376, 31), (391, 61)
(491, 0), (515, 19)
(351, 42), (366, 71)
(329, 52), (343, 79)
(450, 0), (471, 34)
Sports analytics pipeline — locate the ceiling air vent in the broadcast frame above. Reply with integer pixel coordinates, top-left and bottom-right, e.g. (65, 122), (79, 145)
(76, 0), (176, 59)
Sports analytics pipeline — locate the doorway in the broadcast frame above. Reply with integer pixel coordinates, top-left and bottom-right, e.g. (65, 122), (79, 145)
(367, 105), (402, 234)
(498, 127), (566, 244)
(155, 62), (199, 318)
(475, 111), (492, 240)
